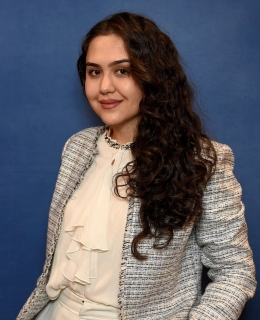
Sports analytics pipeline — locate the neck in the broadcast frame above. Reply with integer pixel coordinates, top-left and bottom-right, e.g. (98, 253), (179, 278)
(109, 124), (136, 145)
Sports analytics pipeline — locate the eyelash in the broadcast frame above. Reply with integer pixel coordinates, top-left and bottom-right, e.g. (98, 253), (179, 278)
(87, 68), (129, 77)
(88, 69), (101, 76)
(116, 68), (129, 76)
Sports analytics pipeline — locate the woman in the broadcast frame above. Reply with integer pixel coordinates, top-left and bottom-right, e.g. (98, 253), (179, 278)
(17, 12), (256, 320)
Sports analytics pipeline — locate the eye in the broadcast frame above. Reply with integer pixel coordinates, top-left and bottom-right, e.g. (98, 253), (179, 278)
(88, 69), (101, 77)
(116, 68), (129, 76)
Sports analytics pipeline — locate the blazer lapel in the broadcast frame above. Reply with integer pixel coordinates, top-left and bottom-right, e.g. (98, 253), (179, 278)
(45, 127), (105, 259)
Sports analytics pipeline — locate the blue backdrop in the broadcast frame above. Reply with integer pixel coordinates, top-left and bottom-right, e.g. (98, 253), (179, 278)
(0, 1), (259, 319)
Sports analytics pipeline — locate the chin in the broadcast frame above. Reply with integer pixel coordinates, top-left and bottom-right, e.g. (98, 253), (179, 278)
(100, 117), (121, 127)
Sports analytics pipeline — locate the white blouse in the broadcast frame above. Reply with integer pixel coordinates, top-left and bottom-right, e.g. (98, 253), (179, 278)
(46, 131), (132, 309)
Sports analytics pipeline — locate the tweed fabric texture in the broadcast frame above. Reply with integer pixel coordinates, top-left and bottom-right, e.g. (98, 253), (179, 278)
(17, 127), (256, 320)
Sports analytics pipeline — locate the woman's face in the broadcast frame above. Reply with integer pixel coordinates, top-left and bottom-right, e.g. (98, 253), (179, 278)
(85, 34), (143, 139)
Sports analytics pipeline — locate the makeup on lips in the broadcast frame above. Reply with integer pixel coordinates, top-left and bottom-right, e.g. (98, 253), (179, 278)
(99, 99), (123, 109)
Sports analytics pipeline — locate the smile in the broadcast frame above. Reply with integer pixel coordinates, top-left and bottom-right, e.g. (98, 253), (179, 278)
(99, 99), (122, 109)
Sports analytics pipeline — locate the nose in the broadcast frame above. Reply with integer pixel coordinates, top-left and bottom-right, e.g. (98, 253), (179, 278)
(100, 73), (115, 94)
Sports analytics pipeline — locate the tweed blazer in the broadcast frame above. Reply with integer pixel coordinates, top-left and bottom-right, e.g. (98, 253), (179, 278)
(17, 126), (256, 320)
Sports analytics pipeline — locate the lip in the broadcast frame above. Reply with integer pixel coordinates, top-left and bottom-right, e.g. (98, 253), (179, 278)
(99, 99), (122, 109)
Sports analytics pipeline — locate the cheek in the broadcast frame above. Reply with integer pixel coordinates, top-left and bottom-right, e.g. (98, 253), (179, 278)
(84, 81), (95, 101)
(123, 81), (143, 102)
(132, 87), (143, 106)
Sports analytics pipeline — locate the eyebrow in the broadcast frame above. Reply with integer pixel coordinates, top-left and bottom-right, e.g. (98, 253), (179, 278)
(86, 59), (130, 68)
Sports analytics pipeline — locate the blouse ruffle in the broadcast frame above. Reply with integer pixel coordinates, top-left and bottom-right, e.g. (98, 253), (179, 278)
(61, 133), (130, 287)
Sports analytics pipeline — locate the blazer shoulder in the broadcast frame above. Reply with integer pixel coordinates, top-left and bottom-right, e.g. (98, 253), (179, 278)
(61, 126), (105, 158)
(211, 140), (235, 170)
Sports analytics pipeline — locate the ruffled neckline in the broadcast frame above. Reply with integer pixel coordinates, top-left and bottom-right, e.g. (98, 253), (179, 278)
(62, 132), (131, 286)
(104, 129), (133, 150)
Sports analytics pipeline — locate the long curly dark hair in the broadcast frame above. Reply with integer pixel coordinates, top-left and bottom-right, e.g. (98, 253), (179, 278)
(77, 12), (217, 260)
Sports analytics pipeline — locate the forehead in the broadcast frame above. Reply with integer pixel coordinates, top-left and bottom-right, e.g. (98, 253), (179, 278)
(86, 34), (128, 62)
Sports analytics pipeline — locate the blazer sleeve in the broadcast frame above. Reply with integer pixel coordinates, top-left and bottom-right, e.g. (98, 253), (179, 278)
(189, 143), (257, 320)
(61, 136), (72, 158)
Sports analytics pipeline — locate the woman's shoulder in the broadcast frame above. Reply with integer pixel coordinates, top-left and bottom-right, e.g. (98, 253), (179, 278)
(67, 126), (105, 142)
(61, 126), (105, 158)
(210, 140), (235, 168)
(211, 140), (233, 156)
